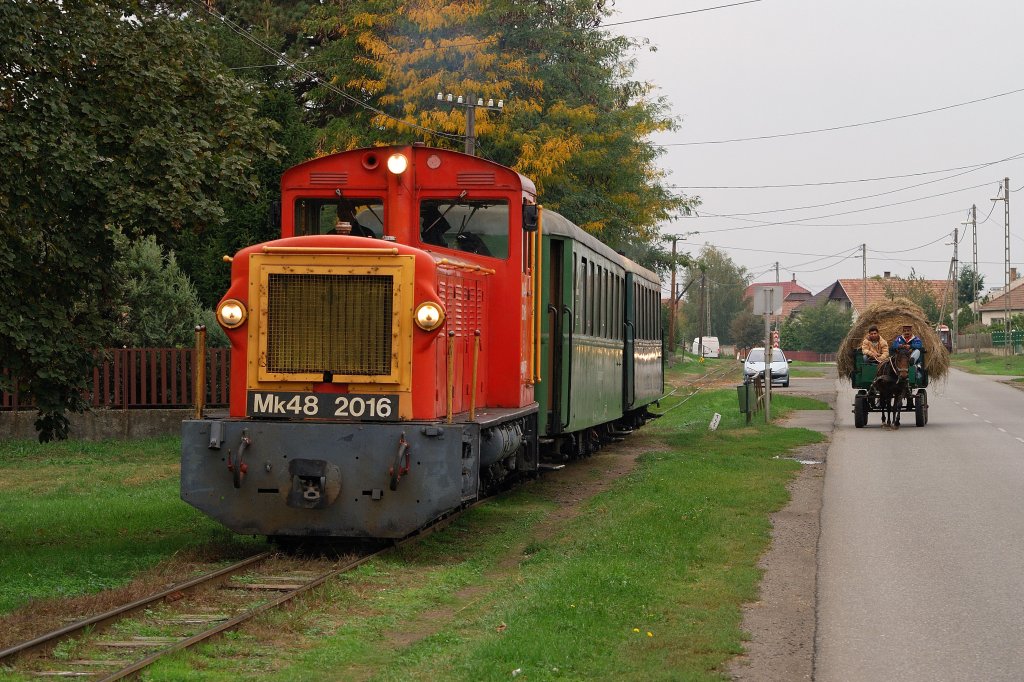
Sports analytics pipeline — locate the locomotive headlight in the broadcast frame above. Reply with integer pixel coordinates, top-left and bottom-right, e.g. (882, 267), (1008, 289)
(387, 153), (409, 175)
(414, 302), (445, 331)
(217, 299), (247, 329)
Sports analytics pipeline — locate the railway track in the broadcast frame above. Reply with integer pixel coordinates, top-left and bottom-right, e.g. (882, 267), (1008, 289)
(0, 512), (475, 681)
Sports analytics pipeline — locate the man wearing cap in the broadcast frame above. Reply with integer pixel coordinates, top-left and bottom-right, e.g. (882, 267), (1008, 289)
(891, 324), (923, 361)
(888, 323), (929, 403)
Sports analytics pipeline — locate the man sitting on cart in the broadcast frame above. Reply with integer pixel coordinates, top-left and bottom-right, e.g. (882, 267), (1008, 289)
(861, 325), (889, 364)
(891, 323), (923, 360)
(891, 323), (925, 381)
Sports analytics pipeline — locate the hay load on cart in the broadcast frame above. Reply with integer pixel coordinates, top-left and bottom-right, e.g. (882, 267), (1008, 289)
(837, 298), (951, 380)
(839, 298), (951, 428)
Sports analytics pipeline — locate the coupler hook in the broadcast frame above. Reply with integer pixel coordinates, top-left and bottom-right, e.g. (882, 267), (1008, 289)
(389, 433), (411, 491)
(227, 429), (252, 489)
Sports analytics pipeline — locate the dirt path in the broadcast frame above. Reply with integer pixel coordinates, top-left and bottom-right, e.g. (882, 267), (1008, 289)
(728, 371), (837, 681)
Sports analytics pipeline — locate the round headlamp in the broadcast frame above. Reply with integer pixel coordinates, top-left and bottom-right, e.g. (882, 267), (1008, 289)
(414, 301), (445, 331)
(217, 299), (247, 329)
(387, 153), (409, 175)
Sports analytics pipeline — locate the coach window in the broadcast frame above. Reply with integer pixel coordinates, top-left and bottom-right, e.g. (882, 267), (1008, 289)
(294, 198), (384, 237)
(576, 257), (585, 333)
(589, 261), (596, 336)
(615, 276), (622, 340)
(599, 268), (606, 338)
(419, 199), (509, 258)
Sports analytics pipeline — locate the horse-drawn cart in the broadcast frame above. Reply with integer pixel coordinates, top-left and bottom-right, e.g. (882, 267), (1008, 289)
(851, 349), (928, 428)
(838, 298), (949, 430)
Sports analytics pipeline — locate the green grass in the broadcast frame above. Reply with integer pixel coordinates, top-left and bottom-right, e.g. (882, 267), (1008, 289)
(665, 353), (739, 376)
(950, 352), (1024, 376)
(146, 384), (828, 681)
(0, 436), (257, 614)
(2, 381), (830, 680)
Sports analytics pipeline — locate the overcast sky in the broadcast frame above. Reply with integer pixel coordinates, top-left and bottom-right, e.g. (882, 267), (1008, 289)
(607, 0), (1024, 297)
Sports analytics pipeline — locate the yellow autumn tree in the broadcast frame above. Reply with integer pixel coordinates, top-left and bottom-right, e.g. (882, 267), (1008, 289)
(305, 0), (695, 261)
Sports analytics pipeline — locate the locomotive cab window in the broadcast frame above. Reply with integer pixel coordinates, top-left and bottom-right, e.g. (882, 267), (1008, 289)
(294, 198), (385, 238)
(419, 199), (509, 259)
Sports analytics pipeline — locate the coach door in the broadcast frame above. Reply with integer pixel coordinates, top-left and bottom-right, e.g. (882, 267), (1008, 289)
(545, 239), (570, 433)
(623, 272), (637, 410)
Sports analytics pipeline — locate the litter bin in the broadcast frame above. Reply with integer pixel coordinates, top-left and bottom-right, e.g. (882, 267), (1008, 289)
(737, 383), (752, 414)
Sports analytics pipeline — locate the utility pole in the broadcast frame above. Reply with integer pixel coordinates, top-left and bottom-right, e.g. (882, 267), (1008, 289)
(668, 237), (678, 360)
(698, 270), (706, 357)
(706, 280), (712, 338)
(772, 262), (780, 337)
(435, 92), (504, 156)
(993, 179), (1012, 355)
(952, 227), (958, 352)
(862, 243), (867, 313)
(969, 205), (979, 361)
(763, 287), (774, 423)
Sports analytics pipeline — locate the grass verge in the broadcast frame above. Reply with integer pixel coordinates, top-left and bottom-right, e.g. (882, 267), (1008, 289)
(950, 352), (1024, 376)
(145, 384), (827, 681)
(0, 436), (258, 614)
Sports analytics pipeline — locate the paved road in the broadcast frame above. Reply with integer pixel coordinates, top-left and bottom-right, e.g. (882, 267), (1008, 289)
(816, 369), (1024, 681)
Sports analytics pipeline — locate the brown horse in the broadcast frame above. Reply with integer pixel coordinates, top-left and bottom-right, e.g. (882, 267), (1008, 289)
(871, 345), (912, 429)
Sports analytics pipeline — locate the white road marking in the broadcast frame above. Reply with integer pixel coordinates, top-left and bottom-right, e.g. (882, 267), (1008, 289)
(1017, 438), (1024, 443)
(999, 428), (1007, 433)
(985, 419), (992, 424)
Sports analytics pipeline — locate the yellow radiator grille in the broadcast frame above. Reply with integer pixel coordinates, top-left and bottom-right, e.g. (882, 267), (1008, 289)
(265, 274), (393, 375)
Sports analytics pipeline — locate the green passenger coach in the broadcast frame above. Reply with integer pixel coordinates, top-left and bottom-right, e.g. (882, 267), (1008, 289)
(537, 210), (663, 457)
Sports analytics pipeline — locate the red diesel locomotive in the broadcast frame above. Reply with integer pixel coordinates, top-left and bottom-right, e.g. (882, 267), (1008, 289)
(181, 144), (663, 539)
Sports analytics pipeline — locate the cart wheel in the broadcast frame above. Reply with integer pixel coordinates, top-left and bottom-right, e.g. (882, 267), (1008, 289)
(854, 394), (867, 428)
(915, 392), (926, 427)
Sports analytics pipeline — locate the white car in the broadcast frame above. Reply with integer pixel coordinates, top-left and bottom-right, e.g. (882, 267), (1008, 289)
(743, 347), (790, 387)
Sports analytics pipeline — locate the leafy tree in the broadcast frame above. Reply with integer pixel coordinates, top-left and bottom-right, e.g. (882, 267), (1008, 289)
(0, 1), (279, 439)
(299, 0), (695, 266)
(958, 265), (985, 308)
(173, 2), (320, 306)
(780, 302), (852, 353)
(730, 310), (764, 350)
(882, 269), (949, 324)
(109, 235), (206, 348)
(679, 247), (749, 344)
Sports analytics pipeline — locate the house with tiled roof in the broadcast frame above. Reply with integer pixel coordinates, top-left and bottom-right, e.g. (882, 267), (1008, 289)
(743, 276), (812, 321)
(977, 269), (1024, 325)
(792, 272), (956, 321)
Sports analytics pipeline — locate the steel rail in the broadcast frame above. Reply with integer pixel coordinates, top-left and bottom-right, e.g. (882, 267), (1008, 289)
(96, 510), (479, 681)
(0, 551), (273, 663)
(95, 550), (384, 682)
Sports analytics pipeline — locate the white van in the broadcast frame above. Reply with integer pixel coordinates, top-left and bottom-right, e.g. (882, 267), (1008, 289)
(691, 336), (720, 358)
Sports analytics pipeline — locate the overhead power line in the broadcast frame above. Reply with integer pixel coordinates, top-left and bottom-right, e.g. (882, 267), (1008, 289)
(696, 182), (992, 233)
(869, 233), (952, 254)
(232, 3), (764, 71)
(603, 0), (763, 27)
(699, 153), (1024, 218)
(189, 0), (464, 142)
(668, 153), (1024, 189)
(675, 208), (965, 229)
(659, 86), (1024, 147)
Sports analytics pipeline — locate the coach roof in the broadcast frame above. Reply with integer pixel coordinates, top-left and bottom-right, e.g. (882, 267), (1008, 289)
(541, 210), (660, 285)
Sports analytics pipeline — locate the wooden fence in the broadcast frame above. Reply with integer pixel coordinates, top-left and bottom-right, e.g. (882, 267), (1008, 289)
(1, 348), (230, 411)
